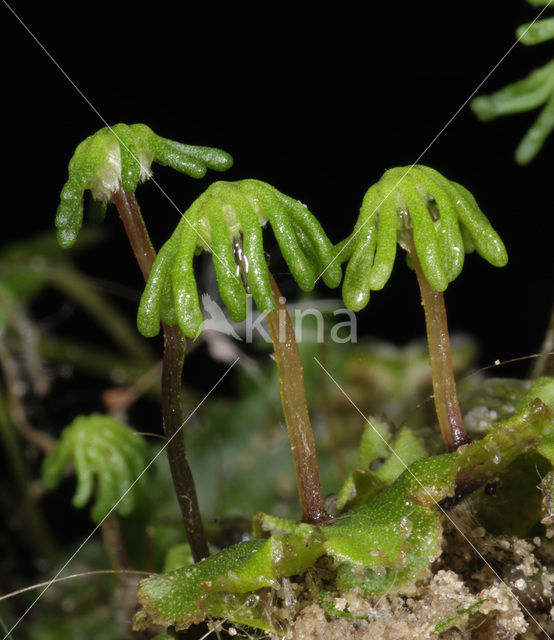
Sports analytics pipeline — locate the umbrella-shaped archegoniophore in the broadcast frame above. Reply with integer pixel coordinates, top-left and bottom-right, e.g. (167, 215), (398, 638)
(137, 178), (342, 340)
(55, 123), (233, 249)
(340, 165), (508, 452)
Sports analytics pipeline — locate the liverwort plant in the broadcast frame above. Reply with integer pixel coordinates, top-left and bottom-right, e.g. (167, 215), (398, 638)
(340, 165), (508, 451)
(137, 179), (343, 524)
(55, 123), (233, 561)
(3, 116), (554, 638)
(55, 122), (232, 274)
(42, 414), (149, 524)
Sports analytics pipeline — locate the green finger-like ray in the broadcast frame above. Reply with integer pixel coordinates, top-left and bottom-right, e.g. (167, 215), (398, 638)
(171, 216), (205, 338)
(410, 167), (465, 282)
(517, 17), (554, 46)
(342, 222), (379, 311)
(137, 234), (179, 338)
(86, 446), (120, 523)
(274, 190), (342, 288)
(55, 170), (92, 248)
(67, 134), (94, 175)
(142, 131), (206, 179)
(93, 437), (136, 517)
(112, 124), (141, 193)
(55, 205), (81, 249)
(290, 219), (320, 266)
(41, 433), (73, 489)
(251, 187), (318, 292)
(56, 133), (110, 247)
(367, 184), (398, 291)
(127, 124), (203, 178)
(471, 60), (554, 120)
(235, 196), (274, 314)
(112, 439), (148, 484)
(98, 420), (148, 482)
(131, 124), (233, 174)
(408, 166), (486, 264)
(162, 140), (234, 172)
(206, 202), (248, 322)
(448, 182), (508, 267)
(158, 276), (179, 327)
(72, 431), (95, 508)
(399, 177), (448, 291)
(516, 91), (554, 164)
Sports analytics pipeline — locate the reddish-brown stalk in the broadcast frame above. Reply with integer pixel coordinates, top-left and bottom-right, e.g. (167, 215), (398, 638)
(111, 188), (209, 561)
(266, 273), (328, 524)
(405, 234), (470, 452)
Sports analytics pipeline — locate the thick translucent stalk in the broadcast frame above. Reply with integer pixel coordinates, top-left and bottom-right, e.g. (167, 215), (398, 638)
(266, 273), (328, 524)
(111, 188), (208, 561)
(405, 234), (470, 452)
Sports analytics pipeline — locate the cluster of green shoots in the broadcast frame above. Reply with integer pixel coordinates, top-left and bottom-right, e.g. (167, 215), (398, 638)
(50, 121), (508, 531)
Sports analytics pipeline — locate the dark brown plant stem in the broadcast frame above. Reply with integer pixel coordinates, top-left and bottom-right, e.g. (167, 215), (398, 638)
(405, 235), (470, 452)
(266, 272), (328, 525)
(111, 187), (208, 561)
(160, 322), (209, 560)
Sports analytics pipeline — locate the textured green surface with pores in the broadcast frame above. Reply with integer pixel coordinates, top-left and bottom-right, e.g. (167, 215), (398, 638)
(337, 422), (427, 511)
(341, 164), (508, 311)
(136, 535), (324, 633)
(137, 179), (341, 339)
(135, 388), (554, 634)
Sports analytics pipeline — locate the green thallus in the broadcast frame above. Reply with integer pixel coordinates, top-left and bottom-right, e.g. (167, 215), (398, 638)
(340, 165), (508, 451)
(134, 383), (554, 635)
(471, 0), (554, 164)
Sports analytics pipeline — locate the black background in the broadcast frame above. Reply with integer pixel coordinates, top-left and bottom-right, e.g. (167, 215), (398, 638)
(2, 0), (553, 381)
